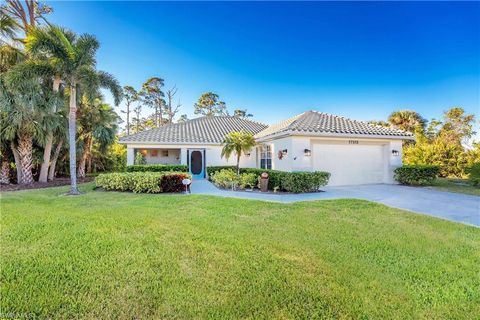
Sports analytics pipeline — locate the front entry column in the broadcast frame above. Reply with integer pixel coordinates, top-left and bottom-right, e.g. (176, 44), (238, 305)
(180, 148), (188, 165)
(127, 147), (135, 166)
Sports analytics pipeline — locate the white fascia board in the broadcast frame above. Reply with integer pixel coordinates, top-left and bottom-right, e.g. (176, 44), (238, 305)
(255, 131), (415, 143)
(119, 141), (222, 146)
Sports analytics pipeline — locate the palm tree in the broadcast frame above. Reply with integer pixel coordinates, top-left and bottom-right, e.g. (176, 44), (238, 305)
(26, 25), (122, 194)
(77, 96), (119, 178)
(221, 130), (256, 175)
(0, 71), (53, 184)
(388, 110), (426, 134)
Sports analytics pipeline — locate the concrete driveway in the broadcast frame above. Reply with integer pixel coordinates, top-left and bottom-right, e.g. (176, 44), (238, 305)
(190, 180), (480, 227)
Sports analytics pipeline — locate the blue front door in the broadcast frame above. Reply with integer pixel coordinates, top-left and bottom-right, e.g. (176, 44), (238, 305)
(189, 149), (204, 179)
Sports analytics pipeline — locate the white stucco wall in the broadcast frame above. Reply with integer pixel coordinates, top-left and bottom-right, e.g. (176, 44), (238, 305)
(143, 149), (181, 165)
(125, 143), (258, 168)
(268, 137), (293, 171)
(259, 135), (405, 185)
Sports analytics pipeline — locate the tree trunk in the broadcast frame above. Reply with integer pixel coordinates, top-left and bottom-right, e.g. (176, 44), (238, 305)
(126, 102), (130, 136)
(236, 153), (241, 176)
(11, 141), (23, 183)
(38, 133), (53, 182)
(48, 139), (63, 181)
(86, 137), (93, 174)
(39, 77), (61, 183)
(68, 84), (80, 194)
(0, 155), (10, 184)
(17, 133), (34, 184)
(77, 151), (87, 178)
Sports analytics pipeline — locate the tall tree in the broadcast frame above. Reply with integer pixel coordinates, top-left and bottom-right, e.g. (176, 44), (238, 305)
(141, 77), (165, 127)
(233, 109), (253, 118)
(26, 25), (122, 194)
(439, 107), (475, 145)
(77, 96), (119, 178)
(221, 130), (256, 175)
(131, 104), (143, 134)
(121, 85), (138, 136)
(388, 110), (426, 134)
(177, 114), (188, 123)
(194, 92), (227, 116)
(1, 1), (52, 33)
(165, 85), (181, 124)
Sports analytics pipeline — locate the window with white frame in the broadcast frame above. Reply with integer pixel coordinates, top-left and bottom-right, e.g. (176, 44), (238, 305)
(259, 145), (272, 169)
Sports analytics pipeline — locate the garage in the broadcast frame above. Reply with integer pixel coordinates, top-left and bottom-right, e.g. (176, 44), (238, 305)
(313, 143), (387, 186)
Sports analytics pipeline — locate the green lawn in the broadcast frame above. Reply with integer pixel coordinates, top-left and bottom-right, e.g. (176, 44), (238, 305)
(1, 184), (479, 319)
(430, 178), (480, 196)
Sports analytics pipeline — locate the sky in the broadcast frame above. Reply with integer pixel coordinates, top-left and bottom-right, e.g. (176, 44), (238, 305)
(46, 1), (480, 128)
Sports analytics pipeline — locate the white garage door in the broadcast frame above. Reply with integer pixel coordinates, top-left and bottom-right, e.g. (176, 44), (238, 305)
(313, 143), (386, 186)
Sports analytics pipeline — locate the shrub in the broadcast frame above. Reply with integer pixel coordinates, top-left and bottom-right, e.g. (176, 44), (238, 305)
(134, 152), (146, 165)
(95, 172), (191, 193)
(211, 169), (240, 189)
(127, 164), (188, 173)
(467, 163), (480, 187)
(207, 166), (236, 180)
(161, 173), (191, 192)
(240, 168), (287, 190)
(282, 171), (330, 193)
(240, 172), (257, 189)
(394, 165), (440, 185)
(207, 166), (331, 192)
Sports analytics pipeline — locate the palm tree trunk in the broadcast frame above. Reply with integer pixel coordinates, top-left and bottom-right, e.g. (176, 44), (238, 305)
(48, 139), (63, 181)
(0, 154), (10, 184)
(17, 132), (34, 184)
(11, 141), (23, 183)
(86, 138), (93, 174)
(39, 76), (61, 183)
(38, 133), (53, 182)
(236, 153), (241, 176)
(77, 150), (87, 178)
(68, 84), (80, 194)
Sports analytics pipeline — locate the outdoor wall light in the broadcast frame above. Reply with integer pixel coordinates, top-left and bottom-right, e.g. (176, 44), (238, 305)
(304, 149), (311, 156)
(282, 149), (288, 155)
(245, 152), (251, 157)
(391, 149), (400, 156)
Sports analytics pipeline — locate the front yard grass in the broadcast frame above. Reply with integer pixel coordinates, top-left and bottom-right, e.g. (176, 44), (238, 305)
(429, 177), (480, 196)
(1, 183), (479, 319)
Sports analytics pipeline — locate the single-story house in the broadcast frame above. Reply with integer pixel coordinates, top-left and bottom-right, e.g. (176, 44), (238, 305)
(119, 111), (414, 186)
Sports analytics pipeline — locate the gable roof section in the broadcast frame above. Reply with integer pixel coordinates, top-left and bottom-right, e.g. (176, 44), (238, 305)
(119, 116), (268, 144)
(255, 111), (414, 140)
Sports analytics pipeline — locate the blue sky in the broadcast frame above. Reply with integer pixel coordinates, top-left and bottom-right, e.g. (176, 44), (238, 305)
(46, 1), (479, 127)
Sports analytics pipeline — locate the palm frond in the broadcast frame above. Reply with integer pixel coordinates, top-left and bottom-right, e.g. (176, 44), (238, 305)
(73, 33), (99, 68)
(97, 70), (122, 105)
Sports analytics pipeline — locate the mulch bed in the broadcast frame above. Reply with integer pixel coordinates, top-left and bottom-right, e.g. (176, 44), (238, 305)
(0, 177), (94, 192)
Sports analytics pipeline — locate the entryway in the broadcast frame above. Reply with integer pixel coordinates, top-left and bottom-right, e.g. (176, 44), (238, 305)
(188, 149), (205, 179)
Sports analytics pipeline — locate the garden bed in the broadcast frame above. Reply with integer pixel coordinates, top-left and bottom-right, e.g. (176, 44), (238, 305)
(0, 177), (94, 192)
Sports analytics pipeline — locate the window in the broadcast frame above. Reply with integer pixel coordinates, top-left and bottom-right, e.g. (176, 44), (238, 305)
(162, 150), (169, 157)
(259, 145), (272, 169)
(150, 150), (158, 157)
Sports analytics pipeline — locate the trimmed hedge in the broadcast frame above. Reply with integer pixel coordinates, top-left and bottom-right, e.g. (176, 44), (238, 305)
(394, 165), (440, 185)
(207, 166), (330, 192)
(95, 172), (191, 193)
(282, 172), (331, 193)
(468, 163), (480, 187)
(126, 164), (188, 173)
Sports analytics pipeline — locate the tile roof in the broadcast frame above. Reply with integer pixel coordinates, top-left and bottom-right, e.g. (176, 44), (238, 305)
(119, 116), (268, 144)
(255, 111), (414, 139)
